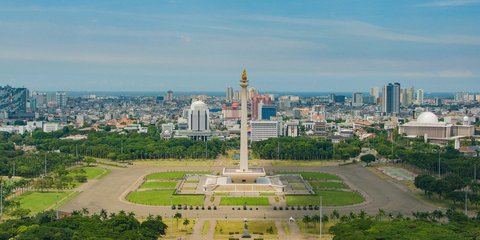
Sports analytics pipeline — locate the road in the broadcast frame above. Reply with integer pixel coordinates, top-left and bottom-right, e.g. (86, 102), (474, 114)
(61, 163), (436, 219)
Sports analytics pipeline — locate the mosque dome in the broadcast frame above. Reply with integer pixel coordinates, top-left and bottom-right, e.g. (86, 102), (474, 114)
(191, 100), (208, 110)
(416, 112), (439, 124)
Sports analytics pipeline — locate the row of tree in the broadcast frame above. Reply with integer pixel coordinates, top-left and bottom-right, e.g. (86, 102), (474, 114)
(251, 137), (362, 160)
(0, 210), (167, 239)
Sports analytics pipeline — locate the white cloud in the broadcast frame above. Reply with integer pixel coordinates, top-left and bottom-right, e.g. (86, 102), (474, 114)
(417, 0), (480, 7)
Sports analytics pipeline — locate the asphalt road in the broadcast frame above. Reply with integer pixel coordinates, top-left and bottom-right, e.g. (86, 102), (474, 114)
(61, 163), (436, 219)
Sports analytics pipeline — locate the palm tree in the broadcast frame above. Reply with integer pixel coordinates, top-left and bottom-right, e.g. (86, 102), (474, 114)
(183, 218), (190, 230)
(311, 215), (320, 229)
(174, 212), (182, 231)
(330, 209), (340, 221)
(302, 215), (311, 228)
(81, 208), (89, 216)
(99, 209), (108, 220)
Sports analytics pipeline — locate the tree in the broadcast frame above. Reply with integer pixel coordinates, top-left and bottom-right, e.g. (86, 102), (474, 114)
(10, 208), (31, 218)
(182, 218), (190, 230)
(83, 157), (96, 166)
(360, 154), (376, 166)
(302, 215), (311, 228)
(174, 212), (182, 231)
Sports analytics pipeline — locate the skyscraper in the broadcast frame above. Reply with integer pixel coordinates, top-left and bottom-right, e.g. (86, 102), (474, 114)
(233, 90), (240, 102)
(226, 86), (233, 102)
(382, 83), (401, 115)
(56, 92), (67, 108)
(188, 101), (210, 131)
(165, 90), (174, 101)
(416, 89), (424, 105)
(352, 92), (363, 107)
(251, 94), (273, 120)
(370, 87), (380, 103)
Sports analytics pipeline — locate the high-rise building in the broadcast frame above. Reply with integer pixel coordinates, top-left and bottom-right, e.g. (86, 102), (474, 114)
(233, 90), (240, 102)
(165, 90), (174, 101)
(187, 100), (210, 131)
(260, 104), (277, 120)
(352, 92), (363, 107)
(226, 86), (233, 102)
(56, 92), (67, 108)
(248, 87), (257, 100)
(251, 94), (273, 120)
(250, 120), (279, 142)
(416, 89), (424, 105)
(407, 87), (415, 105)
(370, 87), (380, 103)
(382, 83), (401, 115)
(0, 86), (28, 114)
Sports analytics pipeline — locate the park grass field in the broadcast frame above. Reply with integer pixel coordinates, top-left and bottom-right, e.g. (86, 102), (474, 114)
(277, 172), (341, 181)
(286, 191), (364, 206)
(220, 197), (270, 206)
(145, 172), (208, 180)
(140, 181), (177, 189)
(309, 181), (348, 189)
(15, 191), (71, 214)
(68, 166), (110, 180)
(127, 190), (204, 206)
(215, 220), (277, 236)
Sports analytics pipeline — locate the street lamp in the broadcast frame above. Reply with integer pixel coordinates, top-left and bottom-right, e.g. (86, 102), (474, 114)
(170, 196), (173, 239)
(319, 195), (323, 240)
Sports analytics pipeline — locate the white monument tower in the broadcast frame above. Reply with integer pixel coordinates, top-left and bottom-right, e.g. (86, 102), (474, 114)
(222, 69), (266, 183)
(239, 69), (249, 172)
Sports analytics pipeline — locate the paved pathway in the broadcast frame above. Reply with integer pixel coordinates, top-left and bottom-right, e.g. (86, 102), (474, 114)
(275, 220), (287, 240)
(61, 164), (436, 219)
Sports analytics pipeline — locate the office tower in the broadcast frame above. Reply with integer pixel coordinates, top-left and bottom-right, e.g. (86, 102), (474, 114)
(407, 87), (415, 105)
(416, 89), (424, 105)
(248, 87), (257, 100)
(56, 92), (67, 108)
(332, 94), (346, 104)
(250, 120), (279, 142)
(260, 104), (277, 120)
(352, 92), (363, 107)
(165, 90), (174, 101)
(370, 87), (380, 103)
(0, 86), (28, 113)
(187, 101), (210, 131)
(226, 86), (233, 102)
(382, 83), (401, 115)
(251, 94), (273, 120)
(233, 90), (240, 102)
(156, 96), (164, 104)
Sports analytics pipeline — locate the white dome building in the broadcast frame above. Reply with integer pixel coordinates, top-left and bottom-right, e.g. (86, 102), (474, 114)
(187, 100), (210, 138)
(416, 112), (439, 124)
(399, 111), (474, 142)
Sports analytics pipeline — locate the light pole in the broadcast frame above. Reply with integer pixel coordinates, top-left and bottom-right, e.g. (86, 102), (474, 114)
(44, 153), (47, 176)
(170, 196), (173, 239)
(319, 195), (323, 240)
(0, 179), (3, 220)
(438, 149), (441, 178)
(56, 188), (59, 219)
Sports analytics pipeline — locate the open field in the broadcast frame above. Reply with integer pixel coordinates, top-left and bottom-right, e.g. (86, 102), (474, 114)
(309, 181), (348, 189)
(162, 217), (195, 238)
(127, 190), (204, 206)
(140, 181), (177, 189)
(133, 159), (214, 167)
(286, 191), (364, 206)
(15, 191), (71, 214)
(277, 172), (341, 181)
(145, 171), (208, 180)
(68, 166), (110, 180)
(268, 160), (341, 167)
(215, 220), (277, 236)
(220, 197), (270, 206)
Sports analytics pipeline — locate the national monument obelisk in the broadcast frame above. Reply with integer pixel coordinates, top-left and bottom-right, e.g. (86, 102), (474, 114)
(239, 68), (249, 172)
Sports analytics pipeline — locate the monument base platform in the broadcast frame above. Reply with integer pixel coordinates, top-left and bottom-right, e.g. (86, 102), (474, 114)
(222, 167), (266, 183)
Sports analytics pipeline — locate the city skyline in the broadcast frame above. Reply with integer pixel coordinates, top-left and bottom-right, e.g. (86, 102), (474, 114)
(0, 1), (479, 92)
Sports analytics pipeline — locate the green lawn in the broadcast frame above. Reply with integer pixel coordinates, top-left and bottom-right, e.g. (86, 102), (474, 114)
(145, 172), (208, 180)
(220, 197), (270, 206)
(14, 191), (71, 214)
(279, 172), (341, 181)
(309, 181), (348, 189)
(286, 191), (364, 206)
(127, 190), (204, 206)
(68, 166), (110, 180)
(140, 181), (177, 189)
(215, 221), (277, 235)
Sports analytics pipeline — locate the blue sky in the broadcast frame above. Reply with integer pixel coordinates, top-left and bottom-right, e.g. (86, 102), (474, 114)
(0, 0), (479, 92)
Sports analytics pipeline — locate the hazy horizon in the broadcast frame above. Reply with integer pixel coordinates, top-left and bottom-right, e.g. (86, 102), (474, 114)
(1, 0), (479, 92)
